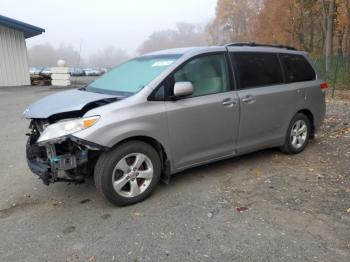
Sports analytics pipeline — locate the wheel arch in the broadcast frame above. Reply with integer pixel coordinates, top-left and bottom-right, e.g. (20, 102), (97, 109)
(297, 109), (315, 138)
(111, 135), (171, 183)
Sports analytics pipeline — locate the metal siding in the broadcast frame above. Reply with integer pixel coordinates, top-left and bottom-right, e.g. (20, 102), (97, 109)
(0, 25), (30, 86)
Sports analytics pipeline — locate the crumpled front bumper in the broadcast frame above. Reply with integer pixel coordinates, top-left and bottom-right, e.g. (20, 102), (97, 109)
(26, 135), (104, 185)
(27, 158), (51, 185)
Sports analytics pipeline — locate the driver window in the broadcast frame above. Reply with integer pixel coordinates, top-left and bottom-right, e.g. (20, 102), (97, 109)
(173, 54), (229, 97)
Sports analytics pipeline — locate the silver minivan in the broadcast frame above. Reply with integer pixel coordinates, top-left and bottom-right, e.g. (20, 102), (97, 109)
(24, 43), (327, 206)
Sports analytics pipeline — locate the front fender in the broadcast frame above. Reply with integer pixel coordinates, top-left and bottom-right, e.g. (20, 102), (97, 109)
(73, 102), (172, 163)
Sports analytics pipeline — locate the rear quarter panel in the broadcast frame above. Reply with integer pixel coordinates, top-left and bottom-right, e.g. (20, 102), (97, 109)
(303, 80), (326, 132)
(284, 79), (326, 134)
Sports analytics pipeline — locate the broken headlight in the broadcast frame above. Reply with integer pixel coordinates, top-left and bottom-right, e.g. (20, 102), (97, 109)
(37, 116), (100, 143)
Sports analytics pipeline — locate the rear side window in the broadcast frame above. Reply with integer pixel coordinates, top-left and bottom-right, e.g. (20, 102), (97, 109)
(280, 54), (316, 82)
(230, 52), (284, 89)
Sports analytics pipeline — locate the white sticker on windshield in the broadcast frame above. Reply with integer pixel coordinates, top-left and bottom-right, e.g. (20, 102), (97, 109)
(152, 60), (174, 67)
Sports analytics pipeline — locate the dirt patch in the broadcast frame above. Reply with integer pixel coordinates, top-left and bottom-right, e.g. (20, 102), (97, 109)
(80, 199), (92, 204)
(0, 200), (40, 219)
(101, 213), (111, 220)
(63, 226), (76, 234)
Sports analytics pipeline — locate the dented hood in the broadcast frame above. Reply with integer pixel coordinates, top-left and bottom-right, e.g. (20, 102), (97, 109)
(24, 89), (117, 119)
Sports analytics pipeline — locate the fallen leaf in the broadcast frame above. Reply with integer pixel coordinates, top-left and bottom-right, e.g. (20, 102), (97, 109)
(250, 169), (262, 176)
(236, 207), (249, 213)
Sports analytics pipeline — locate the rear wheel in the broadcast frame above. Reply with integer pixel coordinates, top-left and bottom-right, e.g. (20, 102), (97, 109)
(280, 113), (311, 154)
(94, 141), (161, 206)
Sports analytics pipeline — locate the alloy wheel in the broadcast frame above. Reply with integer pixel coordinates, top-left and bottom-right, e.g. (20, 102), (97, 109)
(290, 119), (308, 149)
(112, 153), (154, 198)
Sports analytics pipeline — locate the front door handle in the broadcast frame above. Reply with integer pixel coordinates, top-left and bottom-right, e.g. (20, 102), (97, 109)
(222, 98), (237, 106)
(241, 95), (256, 104)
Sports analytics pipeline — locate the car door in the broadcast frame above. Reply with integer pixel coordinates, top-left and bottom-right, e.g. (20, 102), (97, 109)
(229, 51), (298, 154)
(164, 53), (240, 170)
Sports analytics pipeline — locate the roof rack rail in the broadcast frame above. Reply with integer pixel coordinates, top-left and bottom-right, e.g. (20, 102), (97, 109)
(225, 42), (297, 51)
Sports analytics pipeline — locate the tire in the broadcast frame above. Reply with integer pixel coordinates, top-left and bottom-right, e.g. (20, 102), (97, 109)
(280, 113), (311, 154)
(94, 141), (161, 206)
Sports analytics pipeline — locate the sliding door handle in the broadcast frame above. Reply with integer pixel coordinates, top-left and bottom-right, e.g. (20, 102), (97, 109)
(241, 95), (256, 104)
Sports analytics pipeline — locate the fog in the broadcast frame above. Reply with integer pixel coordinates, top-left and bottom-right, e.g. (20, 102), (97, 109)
(2, 0), (216, 63)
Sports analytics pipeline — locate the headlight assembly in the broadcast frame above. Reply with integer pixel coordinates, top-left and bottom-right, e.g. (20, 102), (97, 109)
(37, 116), (100, 143)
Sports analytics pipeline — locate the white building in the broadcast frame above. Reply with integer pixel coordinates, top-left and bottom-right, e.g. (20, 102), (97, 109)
(0, 15), (44, 86)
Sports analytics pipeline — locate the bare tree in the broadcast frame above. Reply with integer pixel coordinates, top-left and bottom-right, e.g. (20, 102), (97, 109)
(28, 44), (83, 67)
(28, 44), (56, 67)
(324, 0), (336, 72)
(138, 22), (208, 54)
(342, 0), (350, 56)
(56, 44), (82, 67)
(88, 46), (129, 68)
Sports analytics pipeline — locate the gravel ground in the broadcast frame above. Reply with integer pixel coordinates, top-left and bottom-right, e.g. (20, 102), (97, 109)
(0, 86), (349, 262)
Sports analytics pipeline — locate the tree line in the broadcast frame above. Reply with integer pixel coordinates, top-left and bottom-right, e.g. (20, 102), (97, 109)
(27, 22), (208, 68)
(29, 0), (350, 76)
(209, 0), (350, 73)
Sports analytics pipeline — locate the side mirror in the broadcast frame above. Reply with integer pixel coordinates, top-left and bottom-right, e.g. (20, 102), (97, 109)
(173, 81), (194, 98)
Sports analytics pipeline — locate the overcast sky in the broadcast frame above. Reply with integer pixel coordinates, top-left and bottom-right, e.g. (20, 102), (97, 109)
(2, 0), (217, 57)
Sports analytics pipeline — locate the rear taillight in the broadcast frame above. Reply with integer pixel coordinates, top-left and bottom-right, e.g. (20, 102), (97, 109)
(320, 82), (328, 90)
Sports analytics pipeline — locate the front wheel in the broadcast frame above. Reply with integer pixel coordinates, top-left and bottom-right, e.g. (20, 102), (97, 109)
(94, 141), (161, 206)
(280, 113), (311, 154)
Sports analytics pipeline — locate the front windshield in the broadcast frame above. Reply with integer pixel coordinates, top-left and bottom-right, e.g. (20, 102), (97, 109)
(86, 54), (181, 96)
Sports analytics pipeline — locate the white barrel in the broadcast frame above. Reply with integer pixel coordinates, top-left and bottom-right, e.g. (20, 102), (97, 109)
(51, 74), (70, 80)
(52, 79), (71, 86)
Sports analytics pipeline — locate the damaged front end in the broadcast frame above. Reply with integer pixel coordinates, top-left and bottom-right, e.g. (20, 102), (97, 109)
(26, 119), (104, 185)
